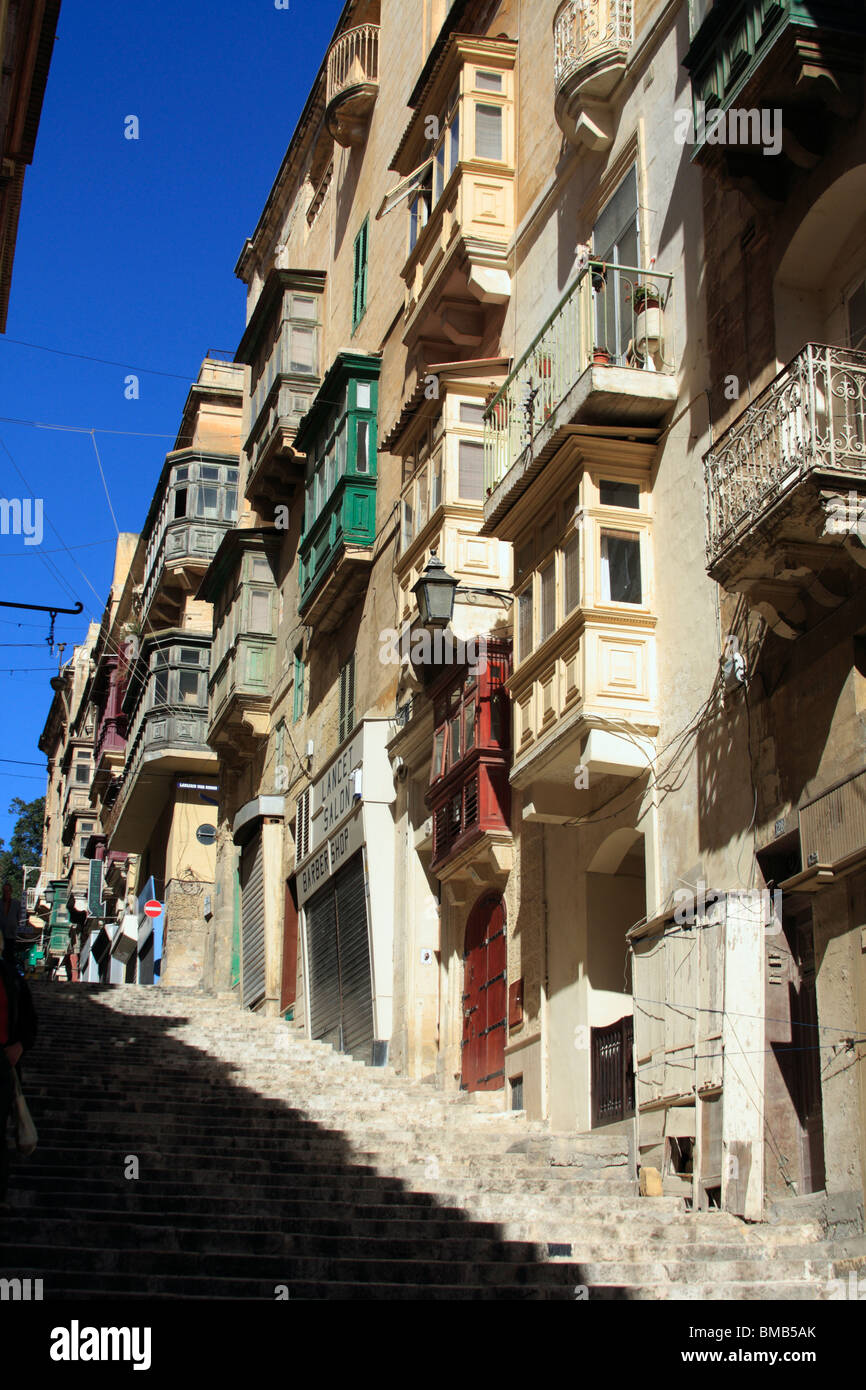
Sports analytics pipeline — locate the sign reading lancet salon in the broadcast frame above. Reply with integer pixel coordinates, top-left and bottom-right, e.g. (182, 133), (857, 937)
(298, 806), (364, 905)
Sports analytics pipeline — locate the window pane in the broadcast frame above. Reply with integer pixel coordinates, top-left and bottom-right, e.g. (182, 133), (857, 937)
(449, 110), (460, 175)
(174, 466), (189, 482)
(153, 671), (168, 704)
(356, 419), (369, 473)
(459, 400), (485, 424)
(225, 488), (238, 518)
(564, 531), (580, 614)
(475, 104), (503, 160)
(200, 466), (219, 481)
(465, 699), (476, 750)
(178, 671), (200, 705)
(600, 480), (640, 508)
(356, 381), (371, 409)
(540, 561), (556, 642)
(251, 555), (271, 579)
(199, 486), (219, 517)
(293, 295), (317, 320)
(249, 590), (271, 632)
(450, 715), (462, 764)
(430, 447), (442, 510)
(458, 440), (484, 499)
(174, 488), (187, 519)
(432, 728), (446, 781)
(435, 142), (446, 201)
(180, 648), (200, 665)
(401, 498), (414, 552)
(476, 70), (503, 92)
(601, 531), (642, 604)
(416, 465), (429, 531)
(290, 326), (315, 373)
(518, 588), (533, 661)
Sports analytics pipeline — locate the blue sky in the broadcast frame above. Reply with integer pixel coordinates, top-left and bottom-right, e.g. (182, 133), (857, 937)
(0, 0), (344, 852)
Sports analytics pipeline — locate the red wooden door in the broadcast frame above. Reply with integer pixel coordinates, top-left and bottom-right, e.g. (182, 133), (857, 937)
(461, 894), (506, 1091)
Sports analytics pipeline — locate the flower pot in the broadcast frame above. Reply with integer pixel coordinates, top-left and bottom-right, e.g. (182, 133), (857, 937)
(593, 346), (612, 366)
(634, 306), (665, 366)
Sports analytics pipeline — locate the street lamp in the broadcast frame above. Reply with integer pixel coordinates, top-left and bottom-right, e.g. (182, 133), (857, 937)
(411, 552), (459, 630)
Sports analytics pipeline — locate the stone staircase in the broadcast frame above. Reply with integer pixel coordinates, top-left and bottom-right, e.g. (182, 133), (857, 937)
(0, 980), (858, 1300)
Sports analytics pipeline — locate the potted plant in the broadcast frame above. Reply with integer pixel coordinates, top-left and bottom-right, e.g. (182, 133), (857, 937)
(633, 281), (665, 368)
(593, 345), (612, 366)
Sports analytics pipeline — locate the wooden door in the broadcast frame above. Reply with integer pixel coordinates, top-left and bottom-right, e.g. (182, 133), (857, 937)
(461, 893), (506, 1091)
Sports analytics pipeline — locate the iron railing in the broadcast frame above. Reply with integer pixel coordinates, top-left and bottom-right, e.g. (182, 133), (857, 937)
(326, 24), (380, 107)
(484, 259), (673, 495)
(705, 344), (866, 564)
(554, 0), (634, 88)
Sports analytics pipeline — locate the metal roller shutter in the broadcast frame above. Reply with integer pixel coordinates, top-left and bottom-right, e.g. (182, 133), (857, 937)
(306, 881), (341, 1048)
(240, 833), (266, 1009)
(305, 850), (374, 1063)
(334, 854), (374, 1063)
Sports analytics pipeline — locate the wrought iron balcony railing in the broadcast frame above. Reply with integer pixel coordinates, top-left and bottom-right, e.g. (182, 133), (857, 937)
(704, 344), (866, 566)
(484, 260), (674, 496)
(326, 23), (379, 107)
(554, 0), (634, 90)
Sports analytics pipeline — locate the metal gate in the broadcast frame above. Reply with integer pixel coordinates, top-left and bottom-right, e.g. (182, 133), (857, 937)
(240, 833), (266, 1009)
(461, 893), (506, 1091)
(591, 1015), (635, 1127)
(306, 852), (374, 1063)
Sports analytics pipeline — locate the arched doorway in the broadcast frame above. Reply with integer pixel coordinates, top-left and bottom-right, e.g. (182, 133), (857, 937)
(461, 892), (506, 1091)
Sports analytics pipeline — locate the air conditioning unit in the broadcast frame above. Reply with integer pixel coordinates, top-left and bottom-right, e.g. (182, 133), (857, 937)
(800, 767), (866, 870)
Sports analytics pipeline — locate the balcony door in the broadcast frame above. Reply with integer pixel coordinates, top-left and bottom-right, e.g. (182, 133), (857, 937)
(461, 892), (506, 1091)
(592, 165), (639, 364)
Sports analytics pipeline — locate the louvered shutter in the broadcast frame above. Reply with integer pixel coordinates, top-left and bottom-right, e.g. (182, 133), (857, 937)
(240, 833), (266, 1009)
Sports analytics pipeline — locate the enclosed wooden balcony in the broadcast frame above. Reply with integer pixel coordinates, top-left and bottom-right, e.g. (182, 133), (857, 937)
(325, 24), (380, 147)
(684, 0), (866, 202)
(554, 0), (633, 150)
(704, 344), (866, 636)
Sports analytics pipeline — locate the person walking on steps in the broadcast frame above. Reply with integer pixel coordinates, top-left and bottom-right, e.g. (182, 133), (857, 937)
(0, 932), (37, 1214)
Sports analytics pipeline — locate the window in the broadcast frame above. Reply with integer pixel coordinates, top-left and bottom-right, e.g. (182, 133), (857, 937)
(518, 588), (533, 661)
(249, 590), (271, 633)
(74, 759), (90, 785)
(459, 400), (486, 425)
(458, 440), (484, 499)
(174, 488), (187, 519)
(600, 480), (641, 509)
(352, 218), (369, 331)
(199, 486), (219, 518)
(410, 177), (432, 251)
(593, 166), (640, 363)
(292, 647), (304, 723)
(153, 670), (169, 706)
(178, 671), (200, 705)
(275, 720), (285, 777)
(200, 466), (219, 481)
(289, 325), (315, 373)
(475, 104), (503, 160)
(339, 655), (356, 744)
(540, 561), (556, 644)
(356, 420), (370, 473)
(476, 70), (503, 92)
(601, 530), (642, 604)
(564, 531), (580, 614)
(848, 280), (866, 352)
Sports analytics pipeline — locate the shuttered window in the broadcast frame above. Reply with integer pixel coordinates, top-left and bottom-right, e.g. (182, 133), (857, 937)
(295, 786), (311, 864)
(475, 104), (503, 160)
(564, 530), (580, 614)
(352, 217), (369, 331)
(540, 560), (556, 643)
(292, 646), (304, 723)
(458, 440), (484, 499)
(518, 588), (533, 662)
(339, 655), (356, 744)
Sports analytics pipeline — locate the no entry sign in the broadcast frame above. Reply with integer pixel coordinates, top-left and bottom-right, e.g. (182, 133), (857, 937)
(143, 900), (163, 919)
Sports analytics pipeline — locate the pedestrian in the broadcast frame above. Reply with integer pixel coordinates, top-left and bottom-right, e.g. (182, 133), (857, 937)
(0, 881), (20, 950)
(0, 931), (37, 1214)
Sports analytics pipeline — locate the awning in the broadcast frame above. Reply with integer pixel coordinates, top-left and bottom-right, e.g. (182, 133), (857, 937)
(376, 158), (432, 220)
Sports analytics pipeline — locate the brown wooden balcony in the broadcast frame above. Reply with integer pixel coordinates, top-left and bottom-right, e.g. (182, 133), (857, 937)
(325, 24), (379, 147)
(554, 0), (633, 150)
(705, 343), (866, 635)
